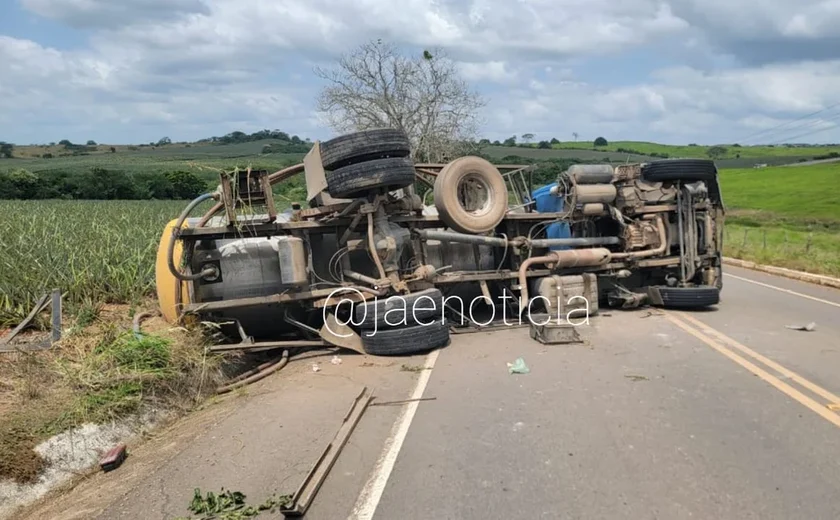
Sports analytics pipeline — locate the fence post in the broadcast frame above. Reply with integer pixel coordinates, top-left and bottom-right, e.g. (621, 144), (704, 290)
(806, 233), (813, 253)
(763, 230), (767, 250)
(742, 228), (748, 248)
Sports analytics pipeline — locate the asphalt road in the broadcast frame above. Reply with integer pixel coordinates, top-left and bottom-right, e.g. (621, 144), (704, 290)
(14, 265), (840, 520)
(359, 265), (840, 520)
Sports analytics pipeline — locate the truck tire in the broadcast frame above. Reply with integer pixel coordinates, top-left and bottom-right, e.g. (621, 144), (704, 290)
(649, 285), (720, 309)
(360, 319), (450, 356)
(353, 288), (443, 329)
(326, 156), (415, 198)
(433, 156), (508, 234)
(320, 128), (411, 170)
(642, 159), (717, 182)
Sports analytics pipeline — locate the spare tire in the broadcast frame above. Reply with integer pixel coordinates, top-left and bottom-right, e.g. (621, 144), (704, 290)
(353, 288), (444, 329)
(433, 156), (508, 234)
(360, 319), (451, 356)
(642, 159), (717, 182)
(649, 285), (720, 309)
(326, 156), (415, 198)
(320, 128), (411, 171)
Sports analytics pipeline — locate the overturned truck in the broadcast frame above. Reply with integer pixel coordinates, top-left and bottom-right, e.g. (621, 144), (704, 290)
(155, 128), (725, 355)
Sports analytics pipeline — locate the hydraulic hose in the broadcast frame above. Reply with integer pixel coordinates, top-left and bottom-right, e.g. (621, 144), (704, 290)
(167, 193), (218, 281)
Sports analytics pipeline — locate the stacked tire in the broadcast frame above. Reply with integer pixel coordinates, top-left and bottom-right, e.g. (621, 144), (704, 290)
(352, 288), (450, 356)
(641, 158), (717, 182)
(320, 128), (415, 198)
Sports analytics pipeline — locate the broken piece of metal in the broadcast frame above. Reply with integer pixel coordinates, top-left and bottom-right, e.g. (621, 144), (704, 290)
(281, 386), (373, 517)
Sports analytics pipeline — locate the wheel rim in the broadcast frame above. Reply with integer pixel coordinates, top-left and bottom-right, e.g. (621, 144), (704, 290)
(457, 173), (494, 218)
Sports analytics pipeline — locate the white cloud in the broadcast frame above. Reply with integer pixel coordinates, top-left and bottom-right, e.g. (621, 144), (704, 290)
(5, 0), (840, 144)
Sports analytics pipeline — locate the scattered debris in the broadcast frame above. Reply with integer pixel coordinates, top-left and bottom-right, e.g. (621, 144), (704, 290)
(371, 397), (437, 407)
(99, 444), (127, 472)
(507, 357), (530, 374)
(529, 318), (583, 345)
(330, 355), (342, 365)
(785, 322), (817, 332)
(311, 363), (321, 372)
(178, 488), (292, 520)
(625, 374), (649, 382)
(400, 364), (430, 372)
(640, 310), (665, 318)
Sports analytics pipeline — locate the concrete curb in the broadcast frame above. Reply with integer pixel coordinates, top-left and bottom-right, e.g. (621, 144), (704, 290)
(723, 257), (840, 290)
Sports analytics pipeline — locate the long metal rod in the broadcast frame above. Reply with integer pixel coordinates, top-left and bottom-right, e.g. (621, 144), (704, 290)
(281, 387), (373, 517)
(527, 236), (621, 248)
(416, 229), (509, 247)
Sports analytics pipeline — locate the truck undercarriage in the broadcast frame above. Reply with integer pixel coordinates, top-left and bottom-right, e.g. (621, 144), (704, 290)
(155, 128), (725, 356)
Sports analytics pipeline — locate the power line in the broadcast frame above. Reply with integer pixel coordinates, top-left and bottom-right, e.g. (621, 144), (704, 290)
(767, 112), (840, 145)
(736, 100), (840, 144)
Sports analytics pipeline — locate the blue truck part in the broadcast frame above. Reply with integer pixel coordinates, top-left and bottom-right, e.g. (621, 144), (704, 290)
(531, 183), (572, 251)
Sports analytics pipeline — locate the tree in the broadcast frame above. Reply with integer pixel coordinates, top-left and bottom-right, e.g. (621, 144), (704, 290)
(503, 135), (517, 147)
(521, 133), (535, 144)
(492, 140), (501, 146)
(314, 39), (486, 162)
(572, 132), (579, 142)
(110, 146), (116, 153)
(86, 140), (97, 146)
(594, 137), (608, 147)
(58, 139), (72, 146)
(537, 141), (550, 149)
(550, 137), (560, 145)
(157, 136), (172, 146)
(0, 142), (13, 158)
(706, 146), (727, 159)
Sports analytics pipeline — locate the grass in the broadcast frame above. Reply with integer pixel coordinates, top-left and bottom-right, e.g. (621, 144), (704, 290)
(548, 140), (840, 160)
(719, 162), (840, 229)
(716, 162), (840, 276)
(723, 224), (840, 277)
(0, 305), (223, 483)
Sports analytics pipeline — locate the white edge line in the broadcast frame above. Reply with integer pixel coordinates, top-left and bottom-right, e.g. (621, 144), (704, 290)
(724, 272), (840, 309)
(348, 348), (440, 520)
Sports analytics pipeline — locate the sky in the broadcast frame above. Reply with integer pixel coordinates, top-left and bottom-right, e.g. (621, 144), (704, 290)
(3, 0), (840, 146)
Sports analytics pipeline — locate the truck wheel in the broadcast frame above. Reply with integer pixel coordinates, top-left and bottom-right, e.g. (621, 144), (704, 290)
(649, 285), (720, 309)
(353, 288), (444, 329)
(360, 319), (450, 356)
(433, 156), (508, 234)
(642, 159), (717, 182)
(326, 156), (415, 198)
(320, 128), (411, 171)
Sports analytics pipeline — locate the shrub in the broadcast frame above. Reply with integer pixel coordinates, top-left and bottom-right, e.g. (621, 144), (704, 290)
(593, 137), (608, 146)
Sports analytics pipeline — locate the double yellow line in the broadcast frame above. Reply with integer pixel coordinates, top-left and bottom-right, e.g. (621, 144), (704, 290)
(665, 311), (840, 428)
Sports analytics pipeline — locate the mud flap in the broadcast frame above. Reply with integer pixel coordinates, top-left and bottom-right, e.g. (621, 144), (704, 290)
(319, 312), (365, 354)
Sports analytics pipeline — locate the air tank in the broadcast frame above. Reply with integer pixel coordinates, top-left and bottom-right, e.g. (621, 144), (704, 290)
(567, 164), (615, 184)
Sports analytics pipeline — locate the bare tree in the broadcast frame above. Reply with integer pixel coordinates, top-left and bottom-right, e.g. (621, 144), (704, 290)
(572, 132), (579, 142)
(314, 40), (486, 162)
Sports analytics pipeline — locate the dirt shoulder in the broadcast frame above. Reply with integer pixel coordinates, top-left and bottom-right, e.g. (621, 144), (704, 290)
(10, 347), (425, 520)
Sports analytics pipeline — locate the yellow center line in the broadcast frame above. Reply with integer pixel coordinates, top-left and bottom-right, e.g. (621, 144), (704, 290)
(676, 311), (840, 405)
(664, 313), (840, 429)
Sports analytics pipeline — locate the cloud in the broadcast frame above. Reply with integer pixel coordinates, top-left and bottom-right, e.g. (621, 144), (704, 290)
(21, 0), (210, 28)
(4, 0), (840, 144)
(482, 60), (840, 144)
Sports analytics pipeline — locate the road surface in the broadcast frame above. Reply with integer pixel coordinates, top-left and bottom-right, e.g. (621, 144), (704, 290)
(14, 265), (840, 520)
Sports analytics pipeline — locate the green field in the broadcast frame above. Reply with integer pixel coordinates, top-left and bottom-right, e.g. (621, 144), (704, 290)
(549, 140), (840, 159)
(0, 200), (203, 326)
(719, 163), (840, 228)
(716, 162), (840, 275)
